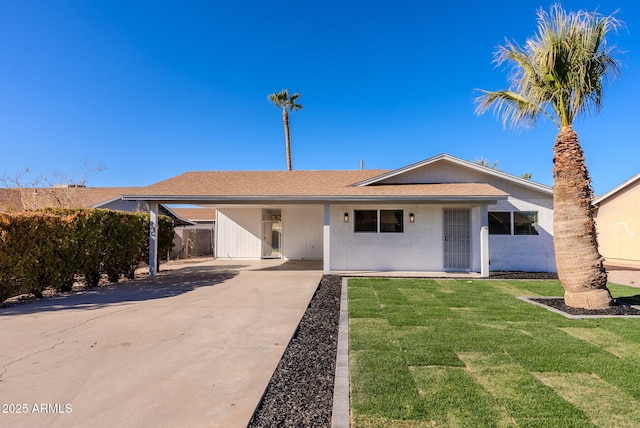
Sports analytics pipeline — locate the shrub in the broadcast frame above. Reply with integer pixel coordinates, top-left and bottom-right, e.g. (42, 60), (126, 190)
(0, 208), (175, 300)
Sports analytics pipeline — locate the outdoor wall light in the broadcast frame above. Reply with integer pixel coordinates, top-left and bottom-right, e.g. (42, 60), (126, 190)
(344, 212), (349, 222)
(409, 213), (415, 223)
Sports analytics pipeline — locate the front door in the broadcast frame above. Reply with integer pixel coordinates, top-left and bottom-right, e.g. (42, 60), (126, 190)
(262, 210), (282, 258)
(443, 209), (471, 271)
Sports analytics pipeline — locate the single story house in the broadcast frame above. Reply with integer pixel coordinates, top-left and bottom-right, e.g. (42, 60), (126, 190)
(121, 154), (556, 276)
(593, 173), (640, 269)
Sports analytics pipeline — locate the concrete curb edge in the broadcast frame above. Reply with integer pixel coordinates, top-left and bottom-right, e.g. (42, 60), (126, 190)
(331, 277), (350, 427)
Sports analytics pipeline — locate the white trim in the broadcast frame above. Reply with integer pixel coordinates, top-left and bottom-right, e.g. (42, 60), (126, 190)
(323, 204), (331, 274)
(593, 173), (640, 206)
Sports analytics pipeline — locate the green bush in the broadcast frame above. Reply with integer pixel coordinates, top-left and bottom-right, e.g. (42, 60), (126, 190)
(0, 212), (77, 299)
(0, 209), (175, 300)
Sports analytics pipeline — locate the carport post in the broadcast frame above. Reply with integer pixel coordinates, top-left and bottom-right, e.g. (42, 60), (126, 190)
(480, 204), (489, 277)
(149, 202), (159, 276)
(323, 204), (331, 274)
(481, 226), (489, 277)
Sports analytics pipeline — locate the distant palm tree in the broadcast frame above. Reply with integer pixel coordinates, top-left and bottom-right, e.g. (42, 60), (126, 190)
(474, 157), (499, 170)
(475, 4), (622, 309)
(521, 173), (533, 180)
(268, 89), (303, 170)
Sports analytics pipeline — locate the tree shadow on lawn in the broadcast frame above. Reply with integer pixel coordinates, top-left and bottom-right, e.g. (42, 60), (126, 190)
(616, 294), (640, 306)
(0, 265), (239, 315)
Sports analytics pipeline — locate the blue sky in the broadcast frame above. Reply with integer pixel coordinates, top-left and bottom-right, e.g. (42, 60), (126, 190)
(0, 1), (637, 195)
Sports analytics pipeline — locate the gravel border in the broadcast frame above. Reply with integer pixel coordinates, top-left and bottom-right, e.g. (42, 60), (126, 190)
(523, 296), (640, 318)
(248, 275), (342, 427)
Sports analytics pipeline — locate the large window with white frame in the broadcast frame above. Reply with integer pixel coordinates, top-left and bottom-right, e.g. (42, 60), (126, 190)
(489, 211), (539, 235)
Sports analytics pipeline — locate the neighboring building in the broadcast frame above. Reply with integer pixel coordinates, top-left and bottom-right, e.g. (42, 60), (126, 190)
(122, 154), (556, 275)
(593, 174), (640, 269)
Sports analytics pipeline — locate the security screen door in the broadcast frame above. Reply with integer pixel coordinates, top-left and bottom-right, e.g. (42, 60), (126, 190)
(443, 209), (471, 271)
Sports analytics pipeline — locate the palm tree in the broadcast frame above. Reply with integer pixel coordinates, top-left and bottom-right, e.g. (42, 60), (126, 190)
(475, 4), (622, 309)
(268, 89), (303, 170)
(474, 157), (499, 169)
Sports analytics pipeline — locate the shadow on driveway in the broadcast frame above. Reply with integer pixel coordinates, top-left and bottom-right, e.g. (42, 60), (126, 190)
(0, 265), (238, 316)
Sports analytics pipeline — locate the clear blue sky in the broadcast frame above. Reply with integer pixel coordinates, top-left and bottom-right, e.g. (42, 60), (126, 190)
(1, 1), (638, 195)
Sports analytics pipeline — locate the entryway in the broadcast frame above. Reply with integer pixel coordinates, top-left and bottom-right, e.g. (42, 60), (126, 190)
(443, 208), (471, 271)
(262, 209), (282, 258)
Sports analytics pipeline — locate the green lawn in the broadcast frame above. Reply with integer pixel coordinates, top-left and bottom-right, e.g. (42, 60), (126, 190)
(348, 278), (640, 427)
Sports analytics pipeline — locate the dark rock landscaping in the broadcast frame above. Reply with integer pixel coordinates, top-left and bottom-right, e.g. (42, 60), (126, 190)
(248, 275), (342, 427)
(531, 297), (640, 316)
(490, 271), (559, 280)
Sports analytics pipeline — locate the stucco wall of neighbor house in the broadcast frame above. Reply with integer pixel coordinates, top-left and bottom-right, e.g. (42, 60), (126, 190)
(488, 196), (556, 272)
(595, 182), (640, 268)
(216, 208), (262, 259)
(330, 203), (486, 272)
(281, 206), (323, 260)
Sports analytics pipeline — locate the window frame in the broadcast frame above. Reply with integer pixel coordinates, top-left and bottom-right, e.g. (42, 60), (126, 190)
(380, 209), (404, 233)
(353, 209), (378, 233)
(488, 210), (540, 236)
(513, 211), (539, 236)
(488, 211), (511, 235)
(352, 209), (405, 233)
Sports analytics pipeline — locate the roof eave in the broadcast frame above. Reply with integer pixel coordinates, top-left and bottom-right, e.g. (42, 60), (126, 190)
(593, 173), (640, 206)
(121, 194), (507, 204)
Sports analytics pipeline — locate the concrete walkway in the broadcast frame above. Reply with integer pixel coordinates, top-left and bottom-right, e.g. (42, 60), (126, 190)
(0, 260), (322, 428)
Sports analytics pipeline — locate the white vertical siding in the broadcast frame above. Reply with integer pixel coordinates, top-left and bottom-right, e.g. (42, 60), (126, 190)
(282, 207), (323, 260)
(215, 208), (262, 259)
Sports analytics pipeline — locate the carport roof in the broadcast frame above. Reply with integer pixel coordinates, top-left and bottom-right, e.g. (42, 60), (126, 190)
(121, 170), (509, 204)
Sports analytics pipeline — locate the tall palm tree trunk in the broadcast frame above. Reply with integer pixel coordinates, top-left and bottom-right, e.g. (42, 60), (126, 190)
(282, 108), (292, 171)
(553, 126), (612, 309)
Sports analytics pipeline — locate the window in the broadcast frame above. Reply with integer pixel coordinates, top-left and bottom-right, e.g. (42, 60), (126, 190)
(354, 210), (377, 232)
(514, 211), (539, 235)
(489, 212), (511, 235)
(380, 210), (403, 233)
(353, 209), (404, 233)
(488, 211), (539, 235)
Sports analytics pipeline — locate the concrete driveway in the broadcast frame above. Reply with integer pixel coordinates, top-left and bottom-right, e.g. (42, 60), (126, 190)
(0, 260), (322, 428)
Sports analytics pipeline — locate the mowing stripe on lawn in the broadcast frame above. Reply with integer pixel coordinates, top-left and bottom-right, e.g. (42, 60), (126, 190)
(458, 352), (591, 424)
(533, 371), (640, 428)
(409, 365), (515, 427)
(560, 327), (640, 359)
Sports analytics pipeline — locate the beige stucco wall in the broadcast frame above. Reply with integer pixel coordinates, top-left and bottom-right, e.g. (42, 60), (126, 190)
(595, 180), (640, 268)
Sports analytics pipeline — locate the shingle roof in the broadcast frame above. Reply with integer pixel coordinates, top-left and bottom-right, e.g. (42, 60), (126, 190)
(171, 207), (217, 221)
(0, 187), (145, 211)
(131, 170), (509, 202)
